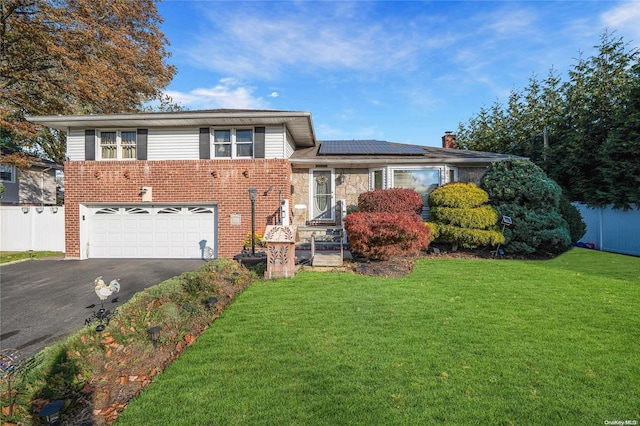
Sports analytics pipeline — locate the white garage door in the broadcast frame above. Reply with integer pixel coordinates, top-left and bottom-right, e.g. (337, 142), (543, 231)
(89, 205), (216, 259)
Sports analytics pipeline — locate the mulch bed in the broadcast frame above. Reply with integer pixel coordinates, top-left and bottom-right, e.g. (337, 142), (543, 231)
(348, 243), (556, 278)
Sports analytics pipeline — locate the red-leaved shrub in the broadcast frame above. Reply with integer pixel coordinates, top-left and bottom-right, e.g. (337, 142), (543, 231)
(358, 188), (423, 214)
(344, 212), (431, 260)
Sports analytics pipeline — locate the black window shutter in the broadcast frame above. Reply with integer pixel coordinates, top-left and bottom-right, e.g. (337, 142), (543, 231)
(137, 129), (148, 160)
(254, 127), (265, 159)
(85, 129), (96, 160)
(199, 128), (210, 159)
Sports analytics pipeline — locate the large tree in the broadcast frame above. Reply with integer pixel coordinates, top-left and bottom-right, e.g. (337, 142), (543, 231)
(1, 0), (176, 163)
(550, 32), (640, 208)
(457, 31), (640, 209)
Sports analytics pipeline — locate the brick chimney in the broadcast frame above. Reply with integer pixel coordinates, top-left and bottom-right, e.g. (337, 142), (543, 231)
(442, 131), (456, 149)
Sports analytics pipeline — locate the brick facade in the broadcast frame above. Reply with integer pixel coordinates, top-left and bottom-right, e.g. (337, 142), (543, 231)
(64, 159), (291, 259)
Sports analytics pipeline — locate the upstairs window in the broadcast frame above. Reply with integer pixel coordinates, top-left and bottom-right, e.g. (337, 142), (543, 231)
(0, 164), (15, 182)
(214, 130), (231, 158)
(99, 130), (137, 160)
(213, 128), (253, 158)
(235, 129), (253, 157)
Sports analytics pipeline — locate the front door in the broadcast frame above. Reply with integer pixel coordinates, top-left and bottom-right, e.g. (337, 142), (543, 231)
(311, 170), (334, 222)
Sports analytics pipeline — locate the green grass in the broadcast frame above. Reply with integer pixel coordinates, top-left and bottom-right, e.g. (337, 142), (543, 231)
(116, 249), (640, 425)
(0, 250), (63, 263)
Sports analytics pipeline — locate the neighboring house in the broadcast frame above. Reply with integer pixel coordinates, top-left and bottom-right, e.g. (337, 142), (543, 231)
(27, 109), (515, 260)
(0, 146), (62, 206)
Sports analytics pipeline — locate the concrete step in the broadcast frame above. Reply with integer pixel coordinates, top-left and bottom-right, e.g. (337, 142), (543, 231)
(297, 226), (343, 243)
(312, 251), (343, 267)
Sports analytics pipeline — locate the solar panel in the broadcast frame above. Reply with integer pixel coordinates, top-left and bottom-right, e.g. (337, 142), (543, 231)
(318, 140), (426, 155)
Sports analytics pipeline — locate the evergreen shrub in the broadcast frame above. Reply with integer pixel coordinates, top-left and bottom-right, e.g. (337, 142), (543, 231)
(559, 194), (587, 244)
(426, 183), (505, 249)
(481, 159), (572, 255)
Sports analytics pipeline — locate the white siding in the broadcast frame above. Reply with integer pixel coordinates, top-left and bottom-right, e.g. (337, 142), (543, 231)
(67, 129), (86, 161)
(265, 125), (285, 158)
(67, 126), (294, 161)
(148, 128), (199, 160)
(285, 128), (296, 158)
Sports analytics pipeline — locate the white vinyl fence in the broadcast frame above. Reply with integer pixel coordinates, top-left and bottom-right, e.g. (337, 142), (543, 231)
(575, 203), (640, 257)
(0, 206), (65, 252)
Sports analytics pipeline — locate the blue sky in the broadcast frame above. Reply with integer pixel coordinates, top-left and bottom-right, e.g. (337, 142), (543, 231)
(156, 1), (640, 147)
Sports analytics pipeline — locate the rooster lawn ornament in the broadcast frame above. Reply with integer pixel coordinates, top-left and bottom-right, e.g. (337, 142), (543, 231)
(87, 277), (120, 332)
(94, 276), (120, 303)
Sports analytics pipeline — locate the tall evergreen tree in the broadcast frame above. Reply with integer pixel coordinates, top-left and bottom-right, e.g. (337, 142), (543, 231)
(550, 32), (639, 207)
(596, 61), (640, 209)
(457, 31), (639, 209)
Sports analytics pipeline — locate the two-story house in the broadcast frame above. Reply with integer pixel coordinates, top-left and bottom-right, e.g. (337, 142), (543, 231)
(28, 109), (515, 260)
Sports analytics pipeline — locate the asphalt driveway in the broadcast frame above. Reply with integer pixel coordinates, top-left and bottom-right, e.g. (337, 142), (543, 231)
(0, 258), (205, 359)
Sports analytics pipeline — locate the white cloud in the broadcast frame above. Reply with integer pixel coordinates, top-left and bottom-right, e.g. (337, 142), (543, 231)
(184, 2), (454, 79)
(481, 7), (537, 36)
(268, 92), (279, 98)
(165, 78), (269, 109)
(602, 1), (640, 42)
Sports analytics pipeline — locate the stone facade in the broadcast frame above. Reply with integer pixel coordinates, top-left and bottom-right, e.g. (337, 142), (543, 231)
(291, 168), (309, 225)
(457, 167), (487, 186)
(291, 168), (370, 224)
(334, 168), (369, 212)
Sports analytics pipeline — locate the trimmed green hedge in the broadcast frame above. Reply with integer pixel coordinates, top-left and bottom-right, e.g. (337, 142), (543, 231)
(427, 182), (489, 209)
(429, 223), (505, 248)
(430, 205), (498, 229)
(427, 183), (504, 249)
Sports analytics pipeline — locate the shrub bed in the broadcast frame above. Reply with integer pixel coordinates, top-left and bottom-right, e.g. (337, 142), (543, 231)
(357, 188), (423, 214)
(427, 183), (504, 250)
(1, 259), (254, 426)
(344, 212), (431, 260)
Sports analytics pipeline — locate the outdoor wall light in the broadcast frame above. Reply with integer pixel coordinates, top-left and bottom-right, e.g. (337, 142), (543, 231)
(21, 206), (29, 214)
(39, 399), (65, 425)
(51, 206), (59, 214)
(36, 206), (44, 214)
(147, 326), (162, 348)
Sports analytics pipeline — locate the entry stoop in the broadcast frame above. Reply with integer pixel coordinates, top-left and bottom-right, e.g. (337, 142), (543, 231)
(295, 225), (345, 267)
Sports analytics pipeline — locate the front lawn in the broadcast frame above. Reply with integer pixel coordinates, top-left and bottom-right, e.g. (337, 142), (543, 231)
(117, 249), (639, 425)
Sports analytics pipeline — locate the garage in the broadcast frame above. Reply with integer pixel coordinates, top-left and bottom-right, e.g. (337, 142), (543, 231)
(88, 205), (216, 259)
